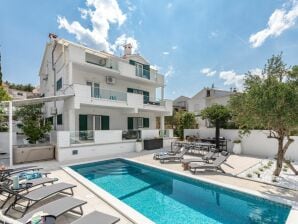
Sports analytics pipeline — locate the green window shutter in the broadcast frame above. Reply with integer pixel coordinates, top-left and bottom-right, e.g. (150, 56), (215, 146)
(56, 78), (62, 90)
(57, 114), (63, 125)
(101, 116), (110, 130)
(143, 118), (149, 128)
(143, 91), (149, 104)
(129, 60), (136, 65)
(128, 117), (134, 130)
(127, 88), (134, 93)
(143, 64), (150, 79)
(79, 115), (88, 131)
(143, 64), (150, 70)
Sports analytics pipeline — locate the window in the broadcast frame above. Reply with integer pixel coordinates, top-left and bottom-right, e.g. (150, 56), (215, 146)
(86, 82), (100, 98)
(57, 78), (62, 91)
(136, 63), (143, 77)
(46, 117), (53, 125)
(143, 118), (149, 128)
(94, 83), (100, 98)
(127, 117), (149, 129)
(87, 82), (93, 97)
(79, 114), (109, 131)
(57, 114), (63, 125)
(17, 92), (23, 96)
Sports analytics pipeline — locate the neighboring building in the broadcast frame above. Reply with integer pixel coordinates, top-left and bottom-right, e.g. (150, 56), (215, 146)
(178, 87), (236, 127)
(39, 37), (172, 134)
(173, 95), (189, 112)
(2, 83), (39, 100)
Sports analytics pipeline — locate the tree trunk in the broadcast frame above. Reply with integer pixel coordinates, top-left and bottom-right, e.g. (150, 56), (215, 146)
(215, 120), (220, 150)
(273, 138), (284, 176)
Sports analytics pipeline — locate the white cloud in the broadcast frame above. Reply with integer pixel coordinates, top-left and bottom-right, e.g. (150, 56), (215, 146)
(111, 34), (139, 54)
(249, 1), (298, 48)
(219, 68), (262, 90)
(200, 68), (216, 77)
(165, 66), (174, 80)
(219, 70), (245, 90)
(172, 45), (178, 50)
(209, 31), (218, 38)
(57, 0), (138, 54)
(125, 0), (136, 11)
(163, 51), (170, 55)
(151, 64), (161, 71)
(167, 3), (173, 9)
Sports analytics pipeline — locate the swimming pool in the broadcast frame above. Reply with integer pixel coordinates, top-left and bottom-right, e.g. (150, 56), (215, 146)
(70, 159), (291, 224)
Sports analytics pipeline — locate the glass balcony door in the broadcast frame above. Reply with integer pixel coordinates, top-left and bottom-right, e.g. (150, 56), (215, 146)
(87, 81), (100, 98)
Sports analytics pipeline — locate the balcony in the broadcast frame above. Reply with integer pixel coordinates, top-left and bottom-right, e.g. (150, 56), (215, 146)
(118, 61), (164, 86)
(85, 52), (118, 71)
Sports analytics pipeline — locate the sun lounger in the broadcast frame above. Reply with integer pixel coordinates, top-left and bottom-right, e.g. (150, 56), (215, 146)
(0, 177), (59, 209)
(1, 182), (76, 216)
(181, 151), (216, 170)
(18, 196), (86, 223)
(71, 210), (120, 224)
(153, 145), (184, 160)
(189, 153), (229, 173)
(159, 147), (189, 163)
(0, 166), (41, 181)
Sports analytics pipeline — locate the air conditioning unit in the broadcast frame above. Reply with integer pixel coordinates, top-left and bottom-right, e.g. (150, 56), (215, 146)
(98, 58), (107, 66)
(106, 76), (116, 85)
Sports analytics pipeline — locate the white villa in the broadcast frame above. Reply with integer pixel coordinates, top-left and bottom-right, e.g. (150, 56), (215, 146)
(174, 87), (236, 127)
(38, 35), (173, 161)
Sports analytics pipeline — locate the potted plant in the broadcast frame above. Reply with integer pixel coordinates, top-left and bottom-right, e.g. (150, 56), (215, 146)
(135, 139), (143, 152)
(232, 139), (242, 154)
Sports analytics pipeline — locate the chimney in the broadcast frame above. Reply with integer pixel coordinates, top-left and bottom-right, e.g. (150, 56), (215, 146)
(123, 43), (132, 56)
(48, 33), (58, 40)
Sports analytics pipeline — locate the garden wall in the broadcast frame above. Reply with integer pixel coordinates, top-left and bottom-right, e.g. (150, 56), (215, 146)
(184, 128), (298, 161)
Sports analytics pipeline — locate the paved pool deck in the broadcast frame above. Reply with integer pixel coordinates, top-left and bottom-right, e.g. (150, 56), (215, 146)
(1, 150), (297, 224)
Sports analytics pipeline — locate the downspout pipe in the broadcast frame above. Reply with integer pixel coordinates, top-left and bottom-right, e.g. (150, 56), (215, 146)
(51, 39), (58, 131)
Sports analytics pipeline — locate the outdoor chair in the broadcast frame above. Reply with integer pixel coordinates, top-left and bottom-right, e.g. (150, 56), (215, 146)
(181, 150), (216, 170)
(159, 147), (189, 163)
(153, 145), (183, 160)
(0, 166), (42, 182)
(1, 182), (76, 216)
(1, 177), (59, 209)
(71, 210), (120, 224)
(17, 196), (86, 224)
(189, 152), (229, 173)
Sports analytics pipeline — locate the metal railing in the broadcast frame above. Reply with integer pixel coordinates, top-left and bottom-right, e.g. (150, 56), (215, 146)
(70, 131), (94, 144)
(143, 96), (163, 106)
(92, 88), (127, 102)
(122, 130), (141, 140)
(159, 129), (171, 138)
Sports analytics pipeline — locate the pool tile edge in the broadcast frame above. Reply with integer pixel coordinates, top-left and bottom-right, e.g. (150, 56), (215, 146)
(62, 166), (155, 224)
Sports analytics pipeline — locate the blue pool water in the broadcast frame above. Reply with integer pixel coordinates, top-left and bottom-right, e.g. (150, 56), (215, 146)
(70, 159), (291, 224)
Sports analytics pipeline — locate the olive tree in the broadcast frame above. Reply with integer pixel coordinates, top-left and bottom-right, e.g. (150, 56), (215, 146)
(200, 104), (231, 150)
(229, 54), (298, 176)
(15, 104), (52, 144)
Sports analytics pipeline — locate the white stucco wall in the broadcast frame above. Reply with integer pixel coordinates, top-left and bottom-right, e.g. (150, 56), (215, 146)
(56, 141), (136, 162)
(184, 128), (298, 161)
(0, 132), (17, 154)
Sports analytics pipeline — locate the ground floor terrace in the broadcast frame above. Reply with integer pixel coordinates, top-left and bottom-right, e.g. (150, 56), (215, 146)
(2, 150), (297, 224)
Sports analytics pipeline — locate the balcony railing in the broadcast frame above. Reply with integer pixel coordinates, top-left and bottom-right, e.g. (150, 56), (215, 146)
(122, 130), (141, 140)
(92, 88), (127, 102)
(70, 131), (94, 145)
(143, 96), (163, 106)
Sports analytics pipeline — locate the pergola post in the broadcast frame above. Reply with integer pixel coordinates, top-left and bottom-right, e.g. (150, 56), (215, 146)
(9, 101), (13, 166)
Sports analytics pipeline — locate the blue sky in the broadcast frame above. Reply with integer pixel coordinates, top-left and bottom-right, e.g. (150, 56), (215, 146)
(1, 0), (298, 99)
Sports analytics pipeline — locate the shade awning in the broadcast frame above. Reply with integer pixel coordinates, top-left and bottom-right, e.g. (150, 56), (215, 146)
(11, 94), (74, 106)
